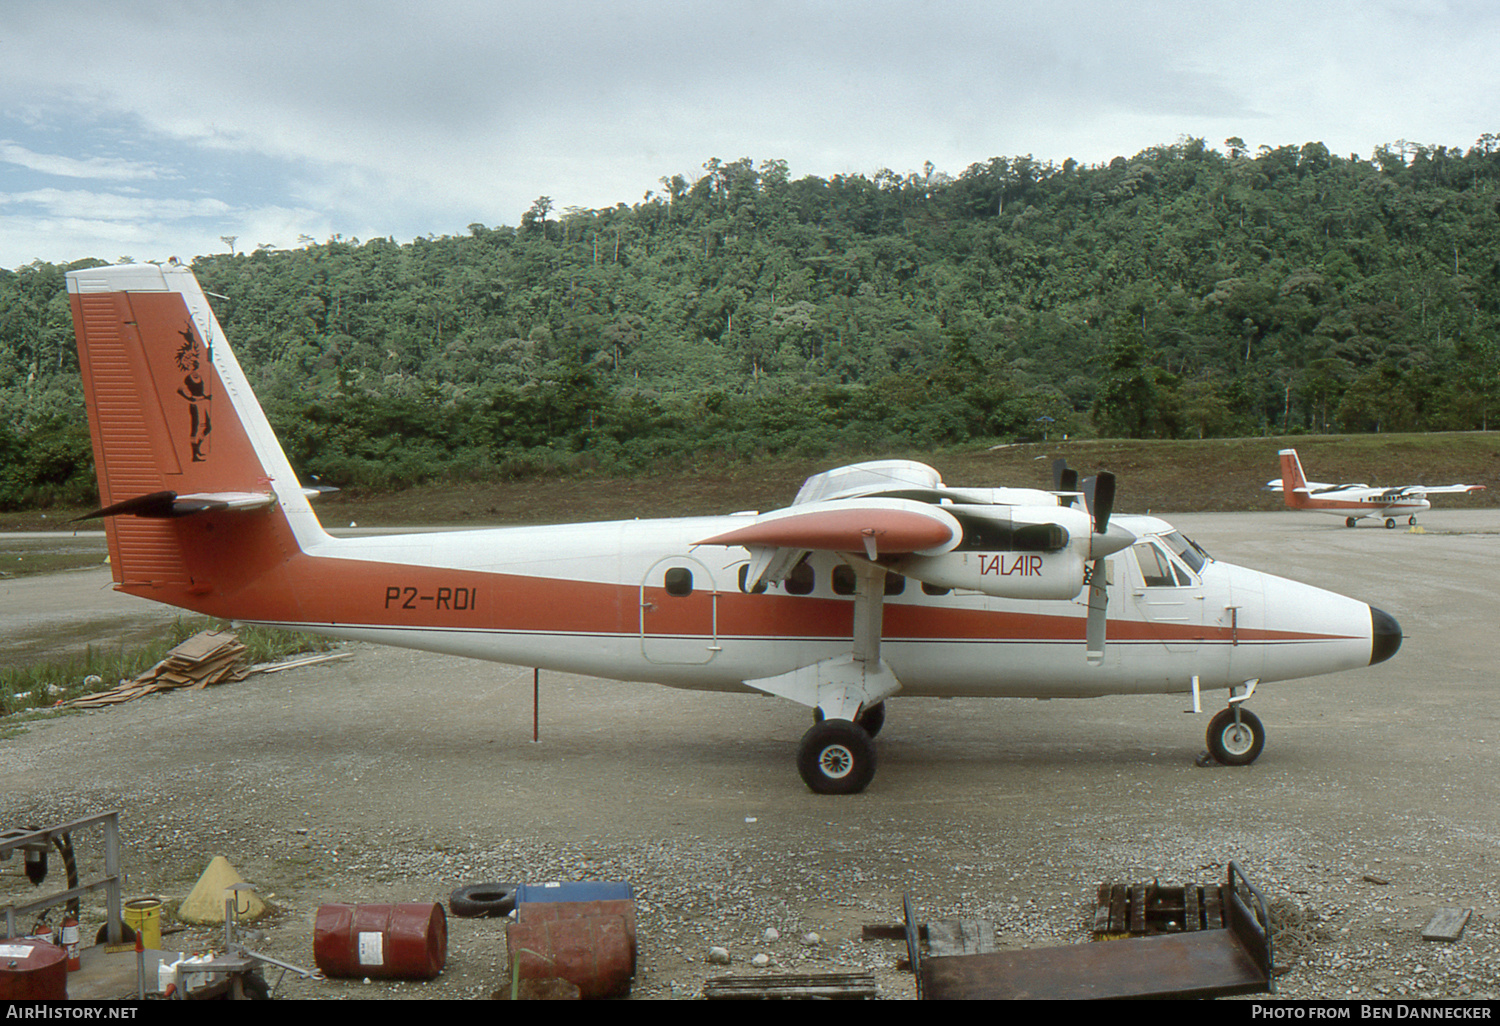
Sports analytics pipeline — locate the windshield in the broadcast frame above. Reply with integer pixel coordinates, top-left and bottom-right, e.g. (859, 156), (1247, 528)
(1160, 531), (1211, 572)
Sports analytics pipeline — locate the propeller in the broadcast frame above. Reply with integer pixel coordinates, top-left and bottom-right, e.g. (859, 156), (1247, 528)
(1079, 470), (1131, 664)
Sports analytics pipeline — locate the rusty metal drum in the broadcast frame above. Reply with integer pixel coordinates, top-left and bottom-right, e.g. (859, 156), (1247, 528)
(313, 902), (447, 980)
(506, 885), (637, 999)
(0, 938), (68, 1000)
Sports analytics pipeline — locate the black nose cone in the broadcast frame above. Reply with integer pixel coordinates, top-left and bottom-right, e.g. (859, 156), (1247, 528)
(1370, 607), (1402, 665)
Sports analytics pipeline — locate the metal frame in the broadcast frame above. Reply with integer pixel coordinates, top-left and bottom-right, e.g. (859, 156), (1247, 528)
(1, 810), (124, 944)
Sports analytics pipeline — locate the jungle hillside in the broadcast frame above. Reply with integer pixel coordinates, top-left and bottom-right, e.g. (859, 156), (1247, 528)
(4, 136), (1500, 511)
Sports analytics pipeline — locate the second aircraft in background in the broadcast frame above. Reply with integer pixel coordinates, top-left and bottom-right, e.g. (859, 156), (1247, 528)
(1267, 448), (1485, 528)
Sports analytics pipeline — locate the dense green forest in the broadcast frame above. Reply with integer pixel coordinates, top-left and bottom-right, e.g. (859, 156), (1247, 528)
(3, 135), (1500, 509)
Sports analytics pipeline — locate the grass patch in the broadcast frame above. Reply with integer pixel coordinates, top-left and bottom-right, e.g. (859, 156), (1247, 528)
(0, 616), (337, 718)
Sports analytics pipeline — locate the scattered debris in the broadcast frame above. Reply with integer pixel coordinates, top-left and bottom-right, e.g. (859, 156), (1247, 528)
(907, 862), (1274, 1000)
(703, 972), (878, 1000)
(926, 919), (995, 956)
(54, 631), (350, 709)
(1092, 878), (1227, 937)
(1421, 908), (1471, 942)
(56, 630), (248, 709)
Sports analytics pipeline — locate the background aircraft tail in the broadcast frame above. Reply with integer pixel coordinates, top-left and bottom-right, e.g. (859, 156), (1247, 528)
(67, 261), (327, 606)
(1277, 448), (1311, 509)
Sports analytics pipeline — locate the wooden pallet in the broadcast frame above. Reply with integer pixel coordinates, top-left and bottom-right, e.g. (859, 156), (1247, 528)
(1092, 879), (1226, 937)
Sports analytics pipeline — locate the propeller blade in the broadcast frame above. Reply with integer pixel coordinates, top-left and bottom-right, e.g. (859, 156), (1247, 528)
(1085, 557), (1107, 664)
(1083, 471), (1116, 534)
(1052, 459), (1078, 506)
(1080, 470), (1117, 662)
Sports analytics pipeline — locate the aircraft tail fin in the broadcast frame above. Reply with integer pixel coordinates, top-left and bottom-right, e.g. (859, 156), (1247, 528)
(1277, 448), (1311, 509)
(67, 261), (327, 605)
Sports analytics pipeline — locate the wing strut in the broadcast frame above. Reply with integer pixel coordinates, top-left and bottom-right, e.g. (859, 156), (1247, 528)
(743, 558), (902, 721)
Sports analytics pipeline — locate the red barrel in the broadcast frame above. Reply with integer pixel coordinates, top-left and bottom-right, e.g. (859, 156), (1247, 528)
(313, 903), (447, 980)
(0, 938), (68, 1000)
(506, 899), (636, 999)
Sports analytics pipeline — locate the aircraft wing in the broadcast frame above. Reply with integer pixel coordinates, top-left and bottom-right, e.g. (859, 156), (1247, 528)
(1265, 477), (1342, 494)
(1394, 483), (1486, 496)
(695, 497), (963, 588)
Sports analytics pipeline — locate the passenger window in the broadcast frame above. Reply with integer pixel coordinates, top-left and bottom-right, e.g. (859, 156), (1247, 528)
(664, 567), (693, 596)
(738, 564), (767, 594)
(832, 565), (856, 595)
(831, 565), (904, 595)
(785, 560), (815, 596)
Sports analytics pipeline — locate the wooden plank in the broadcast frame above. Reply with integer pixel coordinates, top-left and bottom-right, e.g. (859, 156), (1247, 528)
(1109, 884), (1128, 934)
(1092, 884), (1113, 935)
(1421, 909), (1471, 942)
(704, 972), (878, 1000)
(927, 920), (994, 956)
(1203, 884), (1224, 930)
(1129, 884), (1146, 934)
(1185, 884), (1202, 932)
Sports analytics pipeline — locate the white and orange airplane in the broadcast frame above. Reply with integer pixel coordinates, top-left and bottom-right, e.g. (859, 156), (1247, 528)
(1267, 448), (1485, 529)
(65, 262), (1403, 793)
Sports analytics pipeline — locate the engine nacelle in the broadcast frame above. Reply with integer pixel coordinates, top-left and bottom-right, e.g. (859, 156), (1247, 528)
(895, 548), (1087, 600)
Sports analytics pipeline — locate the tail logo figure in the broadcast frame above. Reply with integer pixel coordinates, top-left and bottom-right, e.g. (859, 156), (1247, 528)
(173, 322), (212, 462)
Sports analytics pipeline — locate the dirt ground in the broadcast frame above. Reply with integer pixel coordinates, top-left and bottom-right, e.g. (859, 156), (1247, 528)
(2, 509), (1499, 1001)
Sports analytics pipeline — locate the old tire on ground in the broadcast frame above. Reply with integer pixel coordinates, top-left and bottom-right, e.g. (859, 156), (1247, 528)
(450, 882), (519, 918)
(797, 719), (877, 795)
(1206, 707), (1265, 766)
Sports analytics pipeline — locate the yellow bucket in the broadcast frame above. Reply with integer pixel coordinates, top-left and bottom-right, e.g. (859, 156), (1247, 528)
(123, 897), (163, 949)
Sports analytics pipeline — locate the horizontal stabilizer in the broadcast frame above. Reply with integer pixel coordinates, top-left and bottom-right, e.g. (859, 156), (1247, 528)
(74, 490), (275, 521)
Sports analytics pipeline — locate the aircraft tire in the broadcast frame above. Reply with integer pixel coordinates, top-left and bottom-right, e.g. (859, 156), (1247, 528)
(1206, 708), (1265, 766)
(450, 882), (519, 918)
(797, 719), (876, 795)
(813, 703), (886, 737)
(1385, 518), (1396, 529)
(1345, 518), (1358, 528)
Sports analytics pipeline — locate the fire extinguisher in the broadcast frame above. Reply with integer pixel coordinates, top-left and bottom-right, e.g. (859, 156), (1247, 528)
(60, 914), (81, 972)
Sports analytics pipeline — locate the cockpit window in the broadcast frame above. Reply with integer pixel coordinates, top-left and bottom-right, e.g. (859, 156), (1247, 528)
(1160, 531), (1209, 572)
(1134, 544), (1176, 587)
(1133, 542), (1195, 587)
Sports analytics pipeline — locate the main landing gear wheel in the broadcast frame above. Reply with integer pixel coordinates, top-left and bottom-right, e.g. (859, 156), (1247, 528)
(1206, 707), (1265, 766)
(797, 719), (877, 795)
(1345, 517), (1358, 528)
(1385, 518), (1396, 529)
(812, 702), (886, 737)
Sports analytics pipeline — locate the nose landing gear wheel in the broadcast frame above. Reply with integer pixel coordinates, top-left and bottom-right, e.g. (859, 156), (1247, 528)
(1206, 707), (1265, 766)
(797, 719), (877, 794)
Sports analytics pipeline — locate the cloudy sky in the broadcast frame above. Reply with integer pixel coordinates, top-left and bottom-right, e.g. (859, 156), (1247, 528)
(2, 0), (1497, 270)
